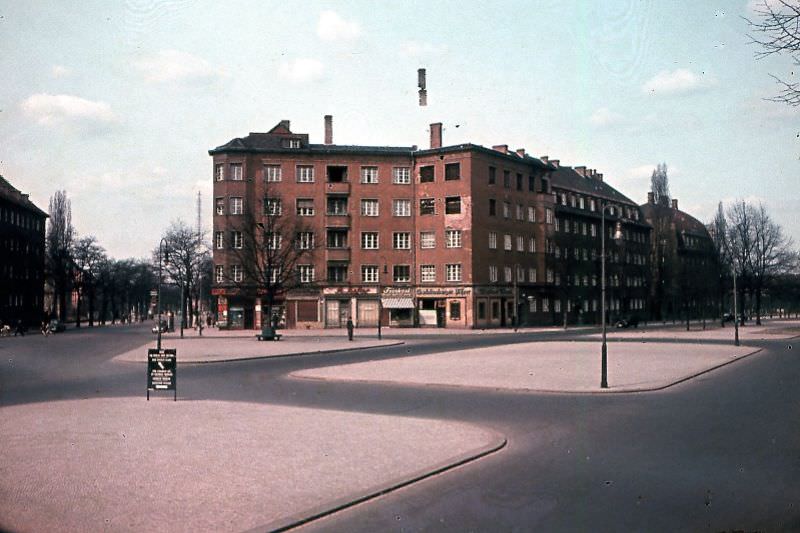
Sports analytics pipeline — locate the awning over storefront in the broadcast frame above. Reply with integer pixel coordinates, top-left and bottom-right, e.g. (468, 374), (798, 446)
(381, 297), (415, 309)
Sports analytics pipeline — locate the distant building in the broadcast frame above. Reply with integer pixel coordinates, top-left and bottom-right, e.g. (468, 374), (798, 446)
(209, 118), (650, 329)
(0, 176), (47, 328)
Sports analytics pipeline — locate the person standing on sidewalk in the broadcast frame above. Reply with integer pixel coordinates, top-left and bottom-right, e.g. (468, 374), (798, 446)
(346, 318), (354, 341)
(14, 319), (25, 337)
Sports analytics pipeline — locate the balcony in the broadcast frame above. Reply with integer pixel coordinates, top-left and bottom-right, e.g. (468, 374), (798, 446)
(325, 247), (351, 262)
(324, 212), (351, 227)
(325, 181), (350, 195)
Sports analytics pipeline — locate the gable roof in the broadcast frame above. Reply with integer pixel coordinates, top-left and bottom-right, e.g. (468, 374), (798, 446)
(550, 166), (636, 206)
(639, 201), (710, 238)
(0, 175), (48, 217)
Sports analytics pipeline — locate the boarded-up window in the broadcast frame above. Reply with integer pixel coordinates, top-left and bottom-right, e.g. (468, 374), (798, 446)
(296, 300), (318, 322)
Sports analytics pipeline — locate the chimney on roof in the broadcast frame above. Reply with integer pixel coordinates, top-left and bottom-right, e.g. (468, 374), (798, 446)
(279, 119), (290, 131)
(575, 166), (587, 177)
(430, 122), (442, 149)
(647, 192), (655, 204)
(492, 144), (508, 154)
(596, 173), (603, 182)
(324, 115), (333, 145)
(672, 199), (679, 210)
(516, 148), (526, 158)
(418, 69), (427, 106)
(540, 155), (549, 163)
(550, 159), (560, 168)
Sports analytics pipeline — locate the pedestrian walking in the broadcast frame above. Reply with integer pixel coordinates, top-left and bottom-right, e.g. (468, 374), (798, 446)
(346, 317), (354, 341)
(14, 319), (25, 337)
(40, 321), (50, 336)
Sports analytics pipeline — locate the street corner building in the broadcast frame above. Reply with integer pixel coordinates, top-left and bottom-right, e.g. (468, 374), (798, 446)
(0, 175), (47, 328)
(208, 117), (654, 330)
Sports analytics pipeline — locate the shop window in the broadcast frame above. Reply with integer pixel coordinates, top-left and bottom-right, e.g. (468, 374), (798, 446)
(449, 301), (461, 320)
(477, 301), (486, 320)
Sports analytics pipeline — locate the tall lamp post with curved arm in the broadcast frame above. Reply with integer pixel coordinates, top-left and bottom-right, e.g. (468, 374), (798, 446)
(156, 237), (169, 351)
(600, 203), (623, 389)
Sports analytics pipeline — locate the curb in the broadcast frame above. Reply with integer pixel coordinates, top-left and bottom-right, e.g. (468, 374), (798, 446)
(249, 433), (508, 533)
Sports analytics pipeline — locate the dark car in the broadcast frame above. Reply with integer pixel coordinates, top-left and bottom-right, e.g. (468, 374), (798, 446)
(615, 315), (640, 329)
(151, 320), (168, 334)
(722, 312), (735, 323)
(48, 319), (66, 333)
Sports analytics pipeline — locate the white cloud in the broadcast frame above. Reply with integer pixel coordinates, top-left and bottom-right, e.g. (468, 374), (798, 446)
(642, 68), (716, 96)
(134, 50), (223, 84)
(20, 93), (116, 126)
(400, 40), (448, 58)
(278, 58), (324, 83)
(589, 107), (625, 127)
(317, 10), (361, 41)
(51, 65), (71, 78)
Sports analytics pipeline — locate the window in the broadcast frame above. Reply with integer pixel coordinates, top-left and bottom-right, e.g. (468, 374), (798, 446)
(591, 223), (597, 237)
(529, 297), (537, 313)
(450, 301), (461, 320)
(503, 170), (510, 188)
(420, 265), (436, 283)
(488, 166), (496, 185)
(231, 264), (243, 282)
(489, 232), (497, 249)
(446, 230), (462, 248)
(214, 164), (224, 181)
(489, 265), (498, 282)
(420, 231), (435, 249)
(542, 297), (550, 313)
(214, 231), (224, 249)
(268, 267), (281, 284)
(232, 231), (243, 249)
(528, 206), (535, 222)
(264, 198), (281, 216)
(361, 166), (378, 184)
(579, 197), (585, 209)
(504, 234), (512, 251)
(361, 232), (379, 249)
(554, 299), (561, 313)
(420, 198), (435, 215)
(570, 195), (576, 208)
(420, 165), (434, 183)
(555, 218), (560, 232)
(560, 193), (567, 205)
(393, 199), (411, 216)
(504, 266), (512, 282)
(230, 197), (243, 215)
(590, 198), (596, 212)
(503, 202), (510, 219)
(265, 233), (281, 250)
(547, 269), (554, 283)
(393, 167), (411, 184)
(529, 237), (536, 253)
(230, 163), (243, 181)
(528, 175), (536, 192)
(446, 263), (462, 282)
(298, 265), (315, 283)
(393, 232), (411, 249)
(288, 139), (301, 148)
(564, 220), (570, 233)
(515, 204), (522, 220)
(445, 163), (460, 180)
(529, 268), (537, 282)
(517, 265), (525, 281)
(445, 196), (461, 214)
(393, 265), (410, 283)
(327, 166), (347, 182)
(327, 196), (348, 215)
(264, 164), (281, 182)
(516, 173), (523, 191)
(489, 199), (496, 216)
(545, 208), (553, 224)
(296, 165), (314, 183)
(327, 264), (347, 282)
(361, 265), (379, 283)
(214, 265), (224, 283)
(215, 198), (225, 215)
(327, 229), (347, 248)
(296, 199), (314, 216)
(296, 232), (314, 250)
(361, 199), (379, 216)
(516, 235), (524, 252)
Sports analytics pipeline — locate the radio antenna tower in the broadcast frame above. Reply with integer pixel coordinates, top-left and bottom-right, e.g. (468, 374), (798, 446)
(196, 191), (202, 237)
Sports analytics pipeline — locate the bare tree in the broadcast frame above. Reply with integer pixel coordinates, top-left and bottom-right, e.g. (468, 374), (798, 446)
(71, 236), (105, 327)
(157, 220), (208, 335)
(709, 202), (732, 321)
(726, 202), (757, 324)
(650, 163), (670, 206)
(746, 0), (800, 106)
(751, 203), (795, 324)
(46, 190), (74, 321)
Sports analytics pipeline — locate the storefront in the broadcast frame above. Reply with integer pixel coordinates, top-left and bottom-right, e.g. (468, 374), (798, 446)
(415, 287), (471, 328)
(322, 287), (378, 328)
(473, 286), (513, 328)
(381, 287), (414, 327)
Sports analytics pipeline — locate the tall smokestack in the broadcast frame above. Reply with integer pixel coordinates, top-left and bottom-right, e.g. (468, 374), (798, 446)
(430, 122), (442, 149)
(647, 192), (655, 204)
(324, 115), (333, 145)
(418, 68), (427, 106)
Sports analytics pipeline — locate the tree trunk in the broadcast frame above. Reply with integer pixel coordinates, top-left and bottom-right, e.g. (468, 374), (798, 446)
(755, 287), (762, 325)
(88, 288), (95, 327)
(75, 291), (82, 328)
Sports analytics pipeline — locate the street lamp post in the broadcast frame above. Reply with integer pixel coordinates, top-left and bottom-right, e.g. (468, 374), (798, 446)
(513, 265), (519, 332)
(733, 261), (740, 346)
(156, 237), (168, 351)
(600, 204), (622, 389)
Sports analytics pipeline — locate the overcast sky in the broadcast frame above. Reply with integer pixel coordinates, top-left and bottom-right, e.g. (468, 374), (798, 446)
(1, 1), (798, 259)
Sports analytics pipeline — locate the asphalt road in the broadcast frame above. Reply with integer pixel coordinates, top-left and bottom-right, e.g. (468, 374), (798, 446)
(1, 324), (798, 532)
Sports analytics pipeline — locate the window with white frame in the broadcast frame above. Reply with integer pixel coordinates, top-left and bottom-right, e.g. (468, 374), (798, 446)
(516, 235), (524, 252)
(564, 219), (570, 233)
(361, 166), (379, 184)
(232, 231), (243, 249)
(214, 231), (224, 249)
(541, 297), (549, 312)
(554, 299), (561, 313)
(504, 266), (512, 282)
(361, 199), (379, 216)
(504, 234), (512, 251)
(288, 139), (301, 148)
(579, 197), (585, 209)
(516, 204), (524, 220)
(591, 223), (597, 237)
(361, 265), (378, 283)
(393, 232), (411, 249)
(298, 265), (315, 283)
(296, 165), (314, 183)
(529, 268), (537, 282)
(231, 264), (243, 282)
(230, 197), (243, 215)
(546, 208), (553, 224)
(420, 265), (436, 282)
(230, 163), (243, 181)
(215, 198), (225, 215)
(296, 232), (314, 250)
(268, 267), (281, 283)
(215, 265), (224, 282)
(489, 232), (497, 249)
(361, 232), (379, 249)
(420, 231), (435, 249)
(503, 201), (510, 219)
(296, 199), (314, 216)
(555, 218), (560, 232)
(264, 164), (281, 182)
(393, 167), (410, 184)
(489, 265), (498, 282)
(528, 206), (536, 222)
(446, 230), (462, 248)
(446, 263), (462, 282)
(517, 265), (524, 281)
(264, 197), (281, 216)
(214, 164), (224, 181)
(265, 232), (281, 250)
(393, 199), (411, 216)
(529, 237), (536, 253)
(393, 265), (411, 283)
(529, 297), (538, 312)
(547, 269), (554, 283)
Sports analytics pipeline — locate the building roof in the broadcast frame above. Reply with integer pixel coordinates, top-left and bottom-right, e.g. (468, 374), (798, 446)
(639, 201), (710, 238)
(0, 175), (47, 217)
(415, 143), (554, 170)
(550, 166), (637, 206)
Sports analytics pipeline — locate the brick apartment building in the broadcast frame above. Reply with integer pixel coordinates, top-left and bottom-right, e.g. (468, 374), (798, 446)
(209, 118), (650, 329)
(0, 175), (47, 328)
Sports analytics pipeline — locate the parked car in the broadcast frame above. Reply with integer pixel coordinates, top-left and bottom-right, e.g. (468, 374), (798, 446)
(614, 315), (640, 329)
(151, 320), (168, 334)
(48, 319), (66, 333)
(722, 312), (735, 323)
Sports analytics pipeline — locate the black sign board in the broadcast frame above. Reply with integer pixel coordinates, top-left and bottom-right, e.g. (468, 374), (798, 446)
(147, 348), (176, 401)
